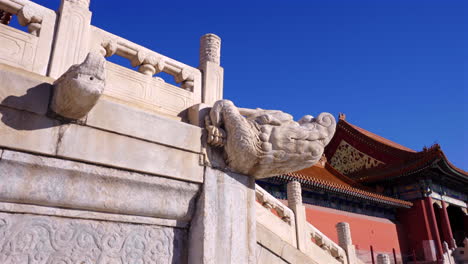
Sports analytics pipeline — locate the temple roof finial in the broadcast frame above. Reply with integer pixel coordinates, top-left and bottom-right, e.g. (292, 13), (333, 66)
(338, 113), (346, 121)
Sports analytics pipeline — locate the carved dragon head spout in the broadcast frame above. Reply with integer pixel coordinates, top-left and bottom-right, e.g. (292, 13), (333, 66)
(50, 52), (106, 120)
(206, 99), (336, 178)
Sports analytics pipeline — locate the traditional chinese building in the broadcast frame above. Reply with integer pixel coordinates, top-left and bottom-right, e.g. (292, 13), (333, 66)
(259, 114), (467, 263)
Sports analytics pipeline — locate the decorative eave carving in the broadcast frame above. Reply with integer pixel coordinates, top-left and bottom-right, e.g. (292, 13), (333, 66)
(205, 99), (336, 178)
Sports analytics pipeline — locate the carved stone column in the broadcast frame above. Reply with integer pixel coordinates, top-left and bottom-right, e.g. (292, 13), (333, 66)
(287, 181), (307, 251)
(440, 201), (456, 249)
(376, 254), (390, 264)
(48, 0), (92, 78)
(199, 33), (224, 105)
(425, 197), (444, 261)
(188, 167), (256, 264)
(336, 222), (358, 264)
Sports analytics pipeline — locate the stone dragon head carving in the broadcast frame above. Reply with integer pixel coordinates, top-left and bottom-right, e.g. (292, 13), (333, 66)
(50, 52), (106, 120)
(206, 100), (336, 178)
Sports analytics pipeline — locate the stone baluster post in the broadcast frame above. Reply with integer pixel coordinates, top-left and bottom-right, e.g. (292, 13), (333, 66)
(376, 254), (390, 264)
(336, 222), (358, 264)
(443, 241), (455, 264)
(287, 181), (307, 251)
(199, 33), (224, 105)
(48, 0), (92, 78)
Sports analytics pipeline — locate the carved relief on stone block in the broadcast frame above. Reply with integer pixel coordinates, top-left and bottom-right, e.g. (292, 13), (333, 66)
(104, 62), (194, 118)
(0, 212), (186, 264)
(287, 181), (302, 206)
(336, 222), (352, 247)
(0, 25), (37, 71)
(205, 99), (336, 178)
(330, 140), (384, 174)
(200, 33), (221, 65)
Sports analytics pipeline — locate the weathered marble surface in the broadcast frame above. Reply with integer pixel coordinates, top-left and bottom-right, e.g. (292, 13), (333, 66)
(87, 98), (202, 153)
(56, 124), (204, 182)
(256, 244), (288, 264)
(0, 63), (53, 115)
(0, 149), (200, 221)
(256, 224), (318, 264)
(206, 99), (336, 178)
(0, 201), (187, 228)
(0, 212), (187, 264)
(189, 167), (256, 264)
(0, 105), (60, 155)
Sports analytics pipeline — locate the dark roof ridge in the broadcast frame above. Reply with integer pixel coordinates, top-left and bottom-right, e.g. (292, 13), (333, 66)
(339, 119), (416, 154)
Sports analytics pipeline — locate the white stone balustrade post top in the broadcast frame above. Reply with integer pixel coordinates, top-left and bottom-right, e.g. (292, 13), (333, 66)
(336, 222), (352, 247)
(287, 181), (302, 207)
(376, 254), (391, 264)
(200, 33), (221, 66)
(64, 0), (91, 8)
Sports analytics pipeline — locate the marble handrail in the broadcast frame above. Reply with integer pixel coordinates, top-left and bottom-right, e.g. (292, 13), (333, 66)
(0, 0), (49, 36)
(255, 184), (293, 225)
(91, 26), (200, 91)
(0, 0), (56, 75)
(306, 221), (347, 263)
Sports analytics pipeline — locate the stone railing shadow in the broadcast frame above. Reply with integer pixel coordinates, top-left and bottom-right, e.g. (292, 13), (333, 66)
(0, 83), (58, 130)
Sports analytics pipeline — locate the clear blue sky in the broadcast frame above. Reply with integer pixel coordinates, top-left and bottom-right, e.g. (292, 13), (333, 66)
(33, 0), (467, 169)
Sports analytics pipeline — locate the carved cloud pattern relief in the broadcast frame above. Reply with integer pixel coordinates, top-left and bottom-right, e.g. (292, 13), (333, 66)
(0, 212), (186, 264)
(330, 140), (384, 175)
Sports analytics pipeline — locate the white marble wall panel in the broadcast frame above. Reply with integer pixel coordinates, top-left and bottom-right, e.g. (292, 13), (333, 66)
(0, 106), (59, 155)
(0, 25), (37, 72)
(0, 63), (52, 115)
(87, 98), (202, 153)
(56, 124), (204, 183)
(0, 150), (200, 221)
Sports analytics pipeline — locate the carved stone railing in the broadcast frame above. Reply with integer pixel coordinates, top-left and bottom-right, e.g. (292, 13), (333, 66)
(256, 182), (356, 264)
(307, 222), (347, 263)
(0, 0), (56, 74)
(255, 184), (293, 224)
(0, 0), (209, 120)
(92, 27), (199, 90)
(89, 27), (202, 118)
(255, 184), (297, 247)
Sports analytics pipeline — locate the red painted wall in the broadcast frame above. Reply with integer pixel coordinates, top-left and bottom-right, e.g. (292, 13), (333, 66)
(304, 204), (403, 262)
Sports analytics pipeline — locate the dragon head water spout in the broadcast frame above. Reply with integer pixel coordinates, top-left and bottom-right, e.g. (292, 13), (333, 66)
(206, 99), (336, 178)
(50, 52), (106, 120)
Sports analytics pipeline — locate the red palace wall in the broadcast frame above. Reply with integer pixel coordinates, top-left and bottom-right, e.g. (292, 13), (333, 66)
(305, 204), (404, 263)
